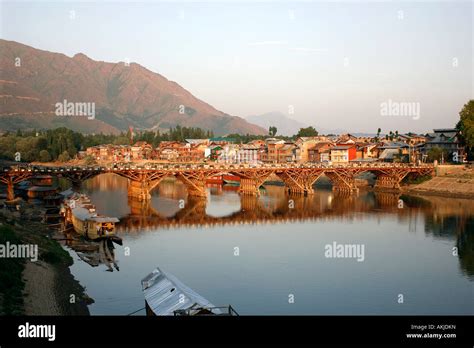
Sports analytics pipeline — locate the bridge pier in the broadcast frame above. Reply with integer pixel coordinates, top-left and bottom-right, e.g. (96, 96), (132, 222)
(236, 170), (273, 196)
(374, 174), (404, 190)
(277, 169), (324, 196)
(325, 171), (359, 193)
(6, 178), (14, 201)
(373, 168), (418, 191)
(128, 180), (154, 201)
(176, 172), (213, 198)
(0, 172), (33, 201)
(120, 172), (167, 201)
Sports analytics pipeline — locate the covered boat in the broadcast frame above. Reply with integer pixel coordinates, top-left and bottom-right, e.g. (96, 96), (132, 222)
(63, 194), (119, 240)
(141, 267), (238, 316)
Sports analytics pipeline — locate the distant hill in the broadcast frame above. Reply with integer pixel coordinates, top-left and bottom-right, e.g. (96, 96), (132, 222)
(0, 39), (266, 135)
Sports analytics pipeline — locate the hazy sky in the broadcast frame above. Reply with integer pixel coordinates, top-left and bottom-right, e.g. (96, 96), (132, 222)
(1, 0), (472, 133)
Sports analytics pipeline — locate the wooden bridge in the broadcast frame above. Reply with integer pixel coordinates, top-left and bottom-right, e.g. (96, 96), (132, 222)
(0, 162), (434, 201)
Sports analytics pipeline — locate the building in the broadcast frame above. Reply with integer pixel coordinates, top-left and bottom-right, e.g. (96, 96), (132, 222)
(377, 142), (410, 162)
(423, 128), (465, 162)
(158, 141), (190, 162)
(277, 143), (296, 163)
(295, 137), (329, 163)
(355, 143), (378, 160)
(236, 145), (259, 164)
(398, 134), (426, 146)
(330, 145), (357, 163)
(217, 144), (240, 163)
(266, 139), (285, 163)
(308, 142), (333, 162)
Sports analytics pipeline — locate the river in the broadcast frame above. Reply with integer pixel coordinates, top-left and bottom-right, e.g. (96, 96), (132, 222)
(65, 174), (473, 315)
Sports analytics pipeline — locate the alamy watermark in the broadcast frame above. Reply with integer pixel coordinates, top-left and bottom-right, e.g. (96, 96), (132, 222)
(380, 99), (420, 120)
(55, 99), (95, 120)
(18, 322), (55, 341)
(0, 242), (38, 262)
(324, 241), (365, 262)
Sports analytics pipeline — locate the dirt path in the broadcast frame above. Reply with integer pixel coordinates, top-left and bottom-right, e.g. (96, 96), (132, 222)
(23, 261), (61, 315)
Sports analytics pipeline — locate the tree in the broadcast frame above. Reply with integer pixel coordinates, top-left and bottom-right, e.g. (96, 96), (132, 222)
(296, 126), (318, 138)
(58, 151), (70, 162)
(375, 128), (381, 142)
(39, 150), (51, 162)
(427, 147), (448, 163)
(269, 126), (277, 137)
(456, 100), (474, 160)
(84, 155), (96, 165)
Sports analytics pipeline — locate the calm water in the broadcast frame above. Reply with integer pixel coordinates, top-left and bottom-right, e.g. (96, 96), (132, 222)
(66, 174), (473, 315)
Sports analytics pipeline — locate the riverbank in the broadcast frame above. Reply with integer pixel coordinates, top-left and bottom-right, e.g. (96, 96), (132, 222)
(403, 177), (474, 199)
(0, 202), (90, 315)
(403, 166), (474, 199)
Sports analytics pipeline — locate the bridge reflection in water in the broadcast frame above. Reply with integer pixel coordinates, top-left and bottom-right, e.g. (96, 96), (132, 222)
(76, 175), (474, 278)
(116, 182), (423, 231)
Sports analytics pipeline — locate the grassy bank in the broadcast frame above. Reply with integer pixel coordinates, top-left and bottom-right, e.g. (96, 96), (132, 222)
(0, 224), (25, 315)
(0, 206), (90, 315)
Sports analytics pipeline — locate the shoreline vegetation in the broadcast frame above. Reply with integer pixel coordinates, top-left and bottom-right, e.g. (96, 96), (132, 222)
(0, 205), (90, 316)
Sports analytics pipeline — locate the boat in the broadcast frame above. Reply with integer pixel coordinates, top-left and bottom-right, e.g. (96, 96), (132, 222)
(141, 267), (238, 316)
(206, 174), (223, 184)
(205, 174), (242, 185)
(62, 193), (119, 240)
(223, 174), (241, 185)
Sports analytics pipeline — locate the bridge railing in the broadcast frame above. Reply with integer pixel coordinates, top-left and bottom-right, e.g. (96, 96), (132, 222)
(2, 161), (434, 173)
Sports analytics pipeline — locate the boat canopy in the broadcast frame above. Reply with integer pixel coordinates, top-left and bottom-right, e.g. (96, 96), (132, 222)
(72, 207), (119, 223)
(142, 268), (223, 316)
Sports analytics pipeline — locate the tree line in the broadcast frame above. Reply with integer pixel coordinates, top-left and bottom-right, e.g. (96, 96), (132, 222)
(0, 126), (215, 163)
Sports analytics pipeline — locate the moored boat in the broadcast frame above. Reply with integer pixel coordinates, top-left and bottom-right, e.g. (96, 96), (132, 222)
(223, 174), (241, 185)
(206, 174), (223, 184)
(63, 194), (119, 240)
(141, 267), (238, 316)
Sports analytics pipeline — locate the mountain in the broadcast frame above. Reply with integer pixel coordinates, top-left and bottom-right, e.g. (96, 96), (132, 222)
(0, 39), (266, 135)
(246, 112), (309, 136)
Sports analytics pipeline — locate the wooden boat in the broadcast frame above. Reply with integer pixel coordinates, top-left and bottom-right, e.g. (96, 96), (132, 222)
(141, 267), (238, 316)
(63, 194), (119, 240)
(223, 174), (241, 185)
(206, 174), (242, 185)
(206, 175), (223, 184)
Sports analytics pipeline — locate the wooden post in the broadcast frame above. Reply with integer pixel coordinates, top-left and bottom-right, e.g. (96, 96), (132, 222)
(6, 178), (14, 201)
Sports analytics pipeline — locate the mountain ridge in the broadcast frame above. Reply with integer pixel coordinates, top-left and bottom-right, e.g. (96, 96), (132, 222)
(0, 39), (266, 135)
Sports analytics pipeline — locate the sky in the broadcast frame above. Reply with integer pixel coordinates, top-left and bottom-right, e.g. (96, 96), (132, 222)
(0, 0), (472, 134)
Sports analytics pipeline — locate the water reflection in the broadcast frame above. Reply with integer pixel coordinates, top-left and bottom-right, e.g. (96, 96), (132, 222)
(75, 174), (474, 279)
(63, 233), (120, 272)
(62, 174), (474, 315)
